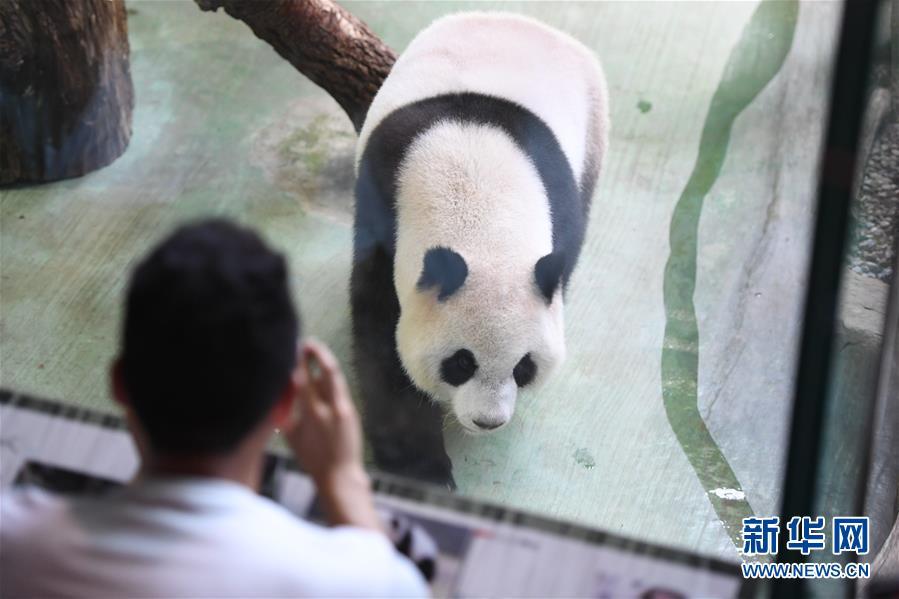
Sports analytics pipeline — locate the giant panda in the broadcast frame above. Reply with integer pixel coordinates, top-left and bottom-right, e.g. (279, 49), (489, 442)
(351, 12), (609, 488)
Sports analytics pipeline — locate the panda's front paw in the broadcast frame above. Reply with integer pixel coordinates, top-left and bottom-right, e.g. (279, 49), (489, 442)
(409, 457), (456, 492)
(373, 446), (456, 491)
(397, 458), (457, 492)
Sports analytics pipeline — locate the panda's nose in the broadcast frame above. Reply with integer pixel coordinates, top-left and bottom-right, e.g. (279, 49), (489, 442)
(472, 417), (504, 431)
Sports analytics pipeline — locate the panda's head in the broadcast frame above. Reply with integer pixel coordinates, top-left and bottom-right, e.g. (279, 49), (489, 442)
(396, 245), (566, 434)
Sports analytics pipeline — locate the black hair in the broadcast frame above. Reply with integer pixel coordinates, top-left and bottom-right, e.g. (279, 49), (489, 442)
(121, 219), (300, 454)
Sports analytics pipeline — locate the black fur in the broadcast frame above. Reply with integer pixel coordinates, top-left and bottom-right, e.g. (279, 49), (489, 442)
(351, 244), (454, 488)
(512, 353), (537, 387)
(534, 251), (566, 304)
(417, 247), (468, 301)
(353, 93), (590, 488)
(440, 349), (478, 386)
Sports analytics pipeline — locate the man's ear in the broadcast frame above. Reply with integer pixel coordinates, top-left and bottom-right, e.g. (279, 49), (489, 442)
(272, 351), (304, 430)
(111, 357), (152, 458)
(111, 358), (130, 409)
(417, 247), (468, 301)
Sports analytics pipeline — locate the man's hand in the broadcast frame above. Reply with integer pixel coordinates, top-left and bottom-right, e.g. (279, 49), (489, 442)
(283, 340), (382, 532)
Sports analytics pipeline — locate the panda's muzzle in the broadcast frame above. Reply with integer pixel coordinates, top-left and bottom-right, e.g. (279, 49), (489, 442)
(454, 378), (516, 433)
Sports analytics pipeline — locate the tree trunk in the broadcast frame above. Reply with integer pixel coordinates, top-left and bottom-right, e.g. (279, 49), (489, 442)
(194, 0), (396, 132)
(0, 0), (134, 185)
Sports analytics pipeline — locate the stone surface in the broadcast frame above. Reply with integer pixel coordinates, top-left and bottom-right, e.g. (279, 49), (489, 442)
(869, 494), (899, 588)
(849, 123), (899, 281)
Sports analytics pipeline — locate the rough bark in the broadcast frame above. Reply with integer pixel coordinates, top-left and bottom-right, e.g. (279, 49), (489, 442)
(0, 0), (134, 185)
(194, 0), (396, 133)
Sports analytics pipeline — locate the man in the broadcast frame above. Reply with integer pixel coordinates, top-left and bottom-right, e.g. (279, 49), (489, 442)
(0, 220), (429, 597)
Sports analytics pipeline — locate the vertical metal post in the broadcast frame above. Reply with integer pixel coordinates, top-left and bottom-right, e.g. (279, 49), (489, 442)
(773, 1), (880, 597)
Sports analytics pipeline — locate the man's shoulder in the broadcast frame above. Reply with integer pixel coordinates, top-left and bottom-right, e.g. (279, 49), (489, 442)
(235, 495), (392, 559)
(0, 486), (75, 588)
(236, 500), (428, 596)
(268, 527), (428, 597)
(0, 485), (428, 597)
(0, 486), (69, 536)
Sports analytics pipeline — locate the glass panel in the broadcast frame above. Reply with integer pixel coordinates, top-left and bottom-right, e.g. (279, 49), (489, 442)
(806, 1), (898, 595)
(341, 0), (841, 561)
(3, 1), (892, 579)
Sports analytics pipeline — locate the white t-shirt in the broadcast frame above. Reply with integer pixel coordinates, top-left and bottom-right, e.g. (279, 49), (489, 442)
(0, 477), (429, 598)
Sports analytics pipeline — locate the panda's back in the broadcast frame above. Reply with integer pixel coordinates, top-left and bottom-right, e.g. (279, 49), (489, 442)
(357, 12), (607, 186)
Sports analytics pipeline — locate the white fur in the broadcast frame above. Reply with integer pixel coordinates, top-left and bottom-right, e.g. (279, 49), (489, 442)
(358, 12), (607, 433)
(357, 12), (610, 185)
(394, 122), (566, 432)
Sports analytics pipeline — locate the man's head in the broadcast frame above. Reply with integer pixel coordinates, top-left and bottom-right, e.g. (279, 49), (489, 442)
(117, 219), (299, 455)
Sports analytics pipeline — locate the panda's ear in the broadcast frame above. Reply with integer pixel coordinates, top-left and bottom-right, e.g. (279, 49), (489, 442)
(534, 251), (565, 304)
(417, 247), (468, 302)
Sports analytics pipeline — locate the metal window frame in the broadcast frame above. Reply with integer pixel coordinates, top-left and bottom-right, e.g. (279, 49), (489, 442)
(773, 1), (883, 597)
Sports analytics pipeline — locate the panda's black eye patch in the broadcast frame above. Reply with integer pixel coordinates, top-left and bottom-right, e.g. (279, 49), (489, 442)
(513, 353), (537, 387)
(440, 349), (478, 387)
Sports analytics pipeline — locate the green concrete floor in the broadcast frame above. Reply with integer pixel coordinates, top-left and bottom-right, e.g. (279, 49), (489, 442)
(0, 1), (844, 561)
